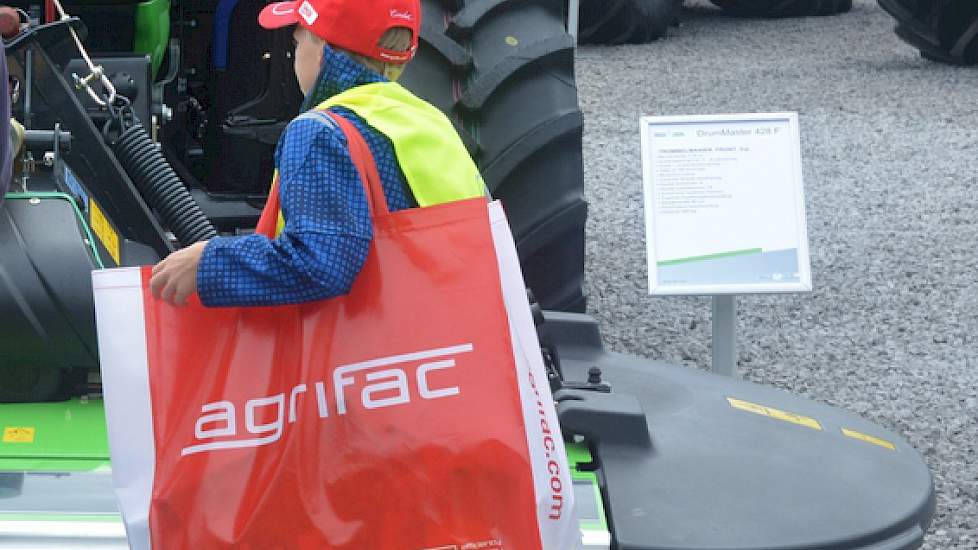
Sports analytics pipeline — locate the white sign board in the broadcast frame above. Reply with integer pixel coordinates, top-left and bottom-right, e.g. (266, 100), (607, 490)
(641, 113), (812, 296)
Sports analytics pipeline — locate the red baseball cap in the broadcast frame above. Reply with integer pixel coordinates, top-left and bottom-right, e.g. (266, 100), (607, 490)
(259, 0), (420, 64)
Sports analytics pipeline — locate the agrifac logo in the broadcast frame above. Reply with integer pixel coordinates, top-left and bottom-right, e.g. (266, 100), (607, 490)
(181, 344), (473, 456)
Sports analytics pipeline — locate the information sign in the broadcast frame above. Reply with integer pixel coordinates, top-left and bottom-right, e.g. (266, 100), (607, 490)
(641, 113), (812, 296)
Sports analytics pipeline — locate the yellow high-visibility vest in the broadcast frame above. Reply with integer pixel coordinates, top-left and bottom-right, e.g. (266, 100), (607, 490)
(273, 81), (485, 236)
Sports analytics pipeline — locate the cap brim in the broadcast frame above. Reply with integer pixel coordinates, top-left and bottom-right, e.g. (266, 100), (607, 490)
(258, 1), (299, 29)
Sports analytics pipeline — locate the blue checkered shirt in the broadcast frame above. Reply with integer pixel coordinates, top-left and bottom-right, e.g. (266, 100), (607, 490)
(197, 46), (415, 307)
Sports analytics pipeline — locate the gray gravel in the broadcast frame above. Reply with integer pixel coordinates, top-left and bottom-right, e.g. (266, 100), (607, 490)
(577, 1), (978, 548)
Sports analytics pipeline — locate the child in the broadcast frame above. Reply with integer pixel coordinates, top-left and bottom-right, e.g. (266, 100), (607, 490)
(150, 0), (485, 306)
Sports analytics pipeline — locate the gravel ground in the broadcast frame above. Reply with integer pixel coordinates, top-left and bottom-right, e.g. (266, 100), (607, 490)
(577, 1), (978, 548)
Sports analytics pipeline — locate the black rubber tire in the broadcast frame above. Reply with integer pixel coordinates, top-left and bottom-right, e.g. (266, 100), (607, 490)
(400, 0), (587, 312)
(878, 0), (978, 65)
(710, 0), (852, 17)
(579, 0), (681, 44)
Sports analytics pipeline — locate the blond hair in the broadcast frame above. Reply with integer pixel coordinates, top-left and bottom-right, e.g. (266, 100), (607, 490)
(342, 27), (414, 80)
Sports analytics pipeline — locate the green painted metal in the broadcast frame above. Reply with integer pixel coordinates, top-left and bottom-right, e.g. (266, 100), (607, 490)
(566, 441), (594, 466)
(0, 399), (110, 472)
(566, 442), (609, 532)
(134, 0), (171, 78)
(4, 192), (105, 269)
(0, 456), (109, 472)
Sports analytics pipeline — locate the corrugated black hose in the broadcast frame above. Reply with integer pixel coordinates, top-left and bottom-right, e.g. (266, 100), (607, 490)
(112, 122), (217, 246)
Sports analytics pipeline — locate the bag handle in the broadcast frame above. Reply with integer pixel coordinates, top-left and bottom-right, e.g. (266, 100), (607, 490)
(255, 110), (392, 238)
(254, 175), (281, 238)
(323, 110), (391, 217)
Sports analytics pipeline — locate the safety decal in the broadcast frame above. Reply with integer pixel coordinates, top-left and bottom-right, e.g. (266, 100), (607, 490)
(727, 397), (822, 431)
(842, 428), (896, 451)
(89, 199), (121, 265)
(2, 427), (35, 444)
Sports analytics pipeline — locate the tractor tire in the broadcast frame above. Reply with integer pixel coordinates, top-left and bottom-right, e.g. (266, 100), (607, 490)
(400, 0), (587, 312)
(710, 0), (852, 17)
(878, 0), (978, 65)
(579, 0), (681, 44)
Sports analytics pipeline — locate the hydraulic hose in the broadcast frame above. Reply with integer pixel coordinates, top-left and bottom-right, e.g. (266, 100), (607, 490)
(113, 123), (217, 245)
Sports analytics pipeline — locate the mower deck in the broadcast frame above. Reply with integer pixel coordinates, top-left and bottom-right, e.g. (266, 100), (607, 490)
(546, 312), (935, 550)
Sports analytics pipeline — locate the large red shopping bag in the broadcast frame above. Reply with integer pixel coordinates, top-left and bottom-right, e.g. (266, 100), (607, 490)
(93, 112), (580, 550)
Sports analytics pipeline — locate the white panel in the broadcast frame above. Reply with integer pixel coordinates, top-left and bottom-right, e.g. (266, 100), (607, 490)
(488, 201), (582, 550)
(92, 267), (155, 550)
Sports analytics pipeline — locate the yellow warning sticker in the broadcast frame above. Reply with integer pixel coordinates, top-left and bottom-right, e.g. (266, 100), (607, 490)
(3, 427), (35, 443)
(727, 397), (822, 431)
(842, 428), (896, 451)
(89, 199), (121, 265)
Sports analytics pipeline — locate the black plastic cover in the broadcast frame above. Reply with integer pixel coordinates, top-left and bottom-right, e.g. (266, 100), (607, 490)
(546, 312), (935, 550)
(0, 196), (99, 375)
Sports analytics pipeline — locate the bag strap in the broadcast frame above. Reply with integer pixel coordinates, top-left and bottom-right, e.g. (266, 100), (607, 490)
(323, 110), (390, 217)
(255, 110), (392, 238)
(254, 173), (280, 238)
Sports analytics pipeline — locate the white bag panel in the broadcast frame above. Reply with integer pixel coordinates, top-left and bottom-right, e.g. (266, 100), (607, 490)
(93, 267), (155, 550)
(488, 201), (582, 550)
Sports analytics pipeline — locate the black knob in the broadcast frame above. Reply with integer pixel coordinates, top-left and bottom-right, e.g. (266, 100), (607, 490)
(587, 367), (602, 385)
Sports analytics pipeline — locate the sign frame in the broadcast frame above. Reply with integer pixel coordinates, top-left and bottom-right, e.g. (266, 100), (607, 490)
(640, 112), (813, 296)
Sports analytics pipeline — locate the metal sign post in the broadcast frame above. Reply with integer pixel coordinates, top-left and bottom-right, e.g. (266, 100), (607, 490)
(568, 0), (580, 42)
(711, 295), (737, 376)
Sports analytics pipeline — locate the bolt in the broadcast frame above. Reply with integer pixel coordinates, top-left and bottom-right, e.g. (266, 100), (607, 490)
(587, 367), (602, 385)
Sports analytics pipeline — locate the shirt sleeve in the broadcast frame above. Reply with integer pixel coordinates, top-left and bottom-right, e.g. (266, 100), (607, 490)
(196, 115), (372, 307)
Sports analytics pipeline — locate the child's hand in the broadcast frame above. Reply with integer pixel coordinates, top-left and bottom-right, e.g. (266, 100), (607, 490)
(150, 241), (208, 306)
